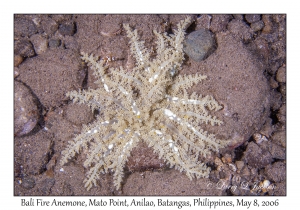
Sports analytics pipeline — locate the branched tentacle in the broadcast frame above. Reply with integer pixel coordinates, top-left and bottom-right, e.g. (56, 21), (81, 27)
(60, 17), (228, 191)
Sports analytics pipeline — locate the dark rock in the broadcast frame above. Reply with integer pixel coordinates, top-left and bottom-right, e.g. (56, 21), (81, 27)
(219, 171), (226, 179)
(14, 17), (37, 37)
(14, 39), (35, 58)
(14, 81), (39, 137)
(228, 19), (254, 43)
(59, 21), (76, 36)
(245, 14), (261, 23)
(48, 39), (61, 48)
(196, 32), (270, 150)
(21, 177), (35, 189)
(183, 29), (217, 62)
(242, 142), (273, 168)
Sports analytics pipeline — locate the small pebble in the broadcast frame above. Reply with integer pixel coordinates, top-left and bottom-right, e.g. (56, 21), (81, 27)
(14, 67), (20, 78)
(228, 19), (253, 43)
(254, 37), (269, 60)
(265, 141), (286, 160)
(259, 180), (271, 193)
(253, 133), (268, 144)
(48, 39), (61, 48)
(14, 17), (37, 37)
(251, 20), (265, 32)
(276, 112), (286, 124)
(214, 157), (223, 166)
(59, 21), (76, 36)
(235, 161), (244, 170)
(21, 177), (35, 189)
(14, 54), (23, 67)
(243, 142), (273, 168)
(245, 14), (261, 23)
(259, 118), (273, 138)
(221, 153), (232, 164)
(32, 16), (41, 27)
(276, 65), (286, 83)
(183, 29), (216, 62)
(228, 163), (237, 172)
(241, 166), (251, 177)
(14, 39), (35, 58)
(14, 81), (39, 137)
(262, 15), (273, 34)
(42, 17), (58, 35)
(233, 14), (243, 20)
(271, 130), (286, 148)
(30, 34), (48, 55)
